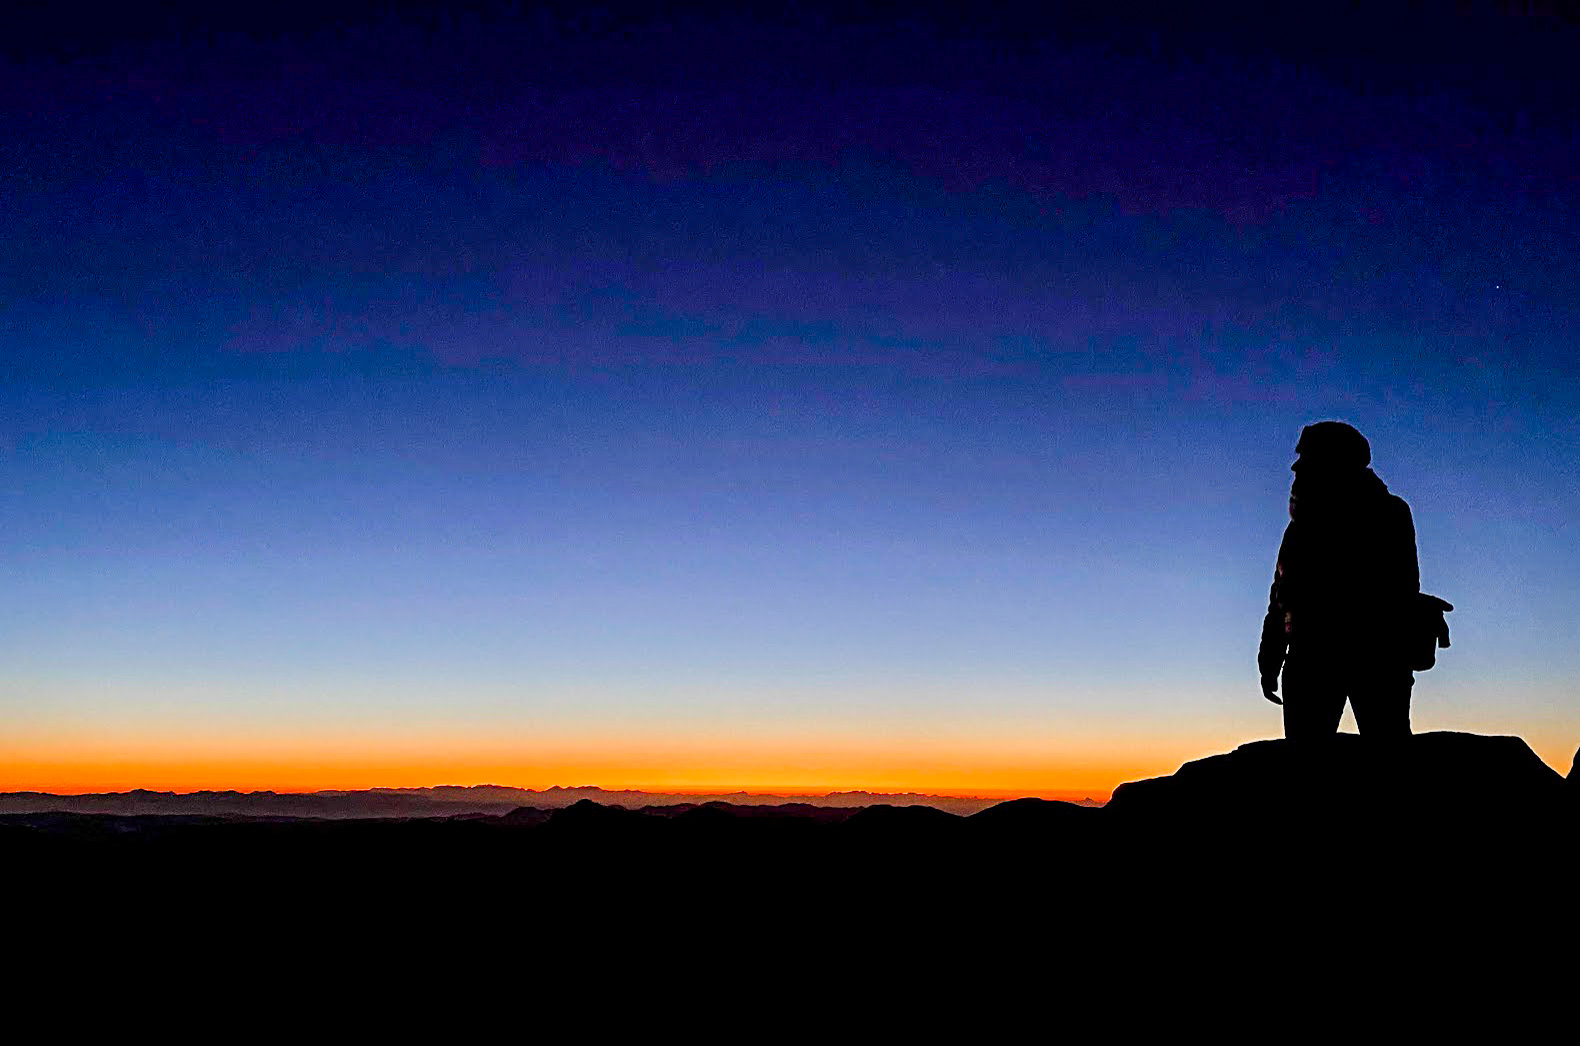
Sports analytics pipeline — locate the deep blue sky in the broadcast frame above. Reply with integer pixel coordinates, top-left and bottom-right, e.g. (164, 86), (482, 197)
(4, 5), (1578, 790)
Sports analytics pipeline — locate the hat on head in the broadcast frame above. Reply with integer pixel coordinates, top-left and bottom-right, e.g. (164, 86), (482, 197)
(1294, 421), (1370, 470)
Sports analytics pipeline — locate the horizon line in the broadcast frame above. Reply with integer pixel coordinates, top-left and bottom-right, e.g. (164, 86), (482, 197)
(0, 782), (1113, 802)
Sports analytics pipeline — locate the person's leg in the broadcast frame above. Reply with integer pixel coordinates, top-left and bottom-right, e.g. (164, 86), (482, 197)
(1350, 664), (1414, 739)
(1281, 654), (1347, 741)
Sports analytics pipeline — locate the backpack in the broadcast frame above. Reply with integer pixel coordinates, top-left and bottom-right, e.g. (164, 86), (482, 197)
(1410, 593), (1454, 671)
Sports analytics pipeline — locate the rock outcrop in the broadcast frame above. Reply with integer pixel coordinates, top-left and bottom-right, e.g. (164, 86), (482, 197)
(1106, 730), (1564, 823)
(1100, 730), (1574, 893)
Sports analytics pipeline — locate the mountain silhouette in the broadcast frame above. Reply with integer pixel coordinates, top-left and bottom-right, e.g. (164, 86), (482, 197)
(0, 783), (1009, 818)
(843, 803), (963, 833)
(967, 796), (1098, 829)
(8, 730), (1573, 921)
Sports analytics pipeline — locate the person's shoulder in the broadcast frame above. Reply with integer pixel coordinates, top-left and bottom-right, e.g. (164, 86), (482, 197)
(1383, 491), (1414, 523)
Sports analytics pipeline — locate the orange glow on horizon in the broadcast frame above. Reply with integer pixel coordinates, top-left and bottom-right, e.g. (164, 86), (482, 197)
(0, 719), (1197, 800)
(0, 758), (1146, 802)
(0, 746), (1165, 801)
(14, 717), (1567, 801)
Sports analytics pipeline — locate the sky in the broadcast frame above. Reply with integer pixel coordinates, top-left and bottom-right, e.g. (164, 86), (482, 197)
(4, 5), (1578, 796)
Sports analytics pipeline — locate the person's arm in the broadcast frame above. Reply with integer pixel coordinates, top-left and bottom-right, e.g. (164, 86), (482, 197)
(1399, 498), (1420, 596)
(1258, 526), (1292, 704)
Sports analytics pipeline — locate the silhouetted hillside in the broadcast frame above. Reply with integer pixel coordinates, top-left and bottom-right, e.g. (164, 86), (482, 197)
(7, 731), (1574, 936)
(8, 727), (1575, 1001)
(968, 795), (1099, 829)
(0, 783), (1015, 818)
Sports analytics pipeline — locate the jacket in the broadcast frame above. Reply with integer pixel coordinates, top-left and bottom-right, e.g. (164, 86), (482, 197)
(1258, 468), (1419, 681)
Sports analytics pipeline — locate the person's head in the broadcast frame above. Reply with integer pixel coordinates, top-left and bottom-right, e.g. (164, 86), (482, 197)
(1291, 421), (1370, 479)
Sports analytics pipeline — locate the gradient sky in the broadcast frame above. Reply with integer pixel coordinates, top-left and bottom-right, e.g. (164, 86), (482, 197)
(4, 5), (1578, 796)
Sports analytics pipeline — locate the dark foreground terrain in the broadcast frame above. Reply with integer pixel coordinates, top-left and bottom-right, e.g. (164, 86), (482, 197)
(7, 731), (1575, 1008)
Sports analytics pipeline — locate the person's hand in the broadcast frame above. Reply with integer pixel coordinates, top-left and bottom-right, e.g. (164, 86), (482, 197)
(1261, 675), (1282, 705)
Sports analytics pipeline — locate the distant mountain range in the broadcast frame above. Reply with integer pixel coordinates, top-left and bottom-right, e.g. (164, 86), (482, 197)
(0, 783), (1106, 819)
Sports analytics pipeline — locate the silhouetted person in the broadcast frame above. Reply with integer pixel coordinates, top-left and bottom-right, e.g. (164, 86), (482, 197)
(1258, 422), (1419, 741)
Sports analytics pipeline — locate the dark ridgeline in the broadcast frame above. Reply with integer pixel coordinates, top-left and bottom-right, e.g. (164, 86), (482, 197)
(8, 733), (1575, 888)
(0, 783), (1010, 818)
